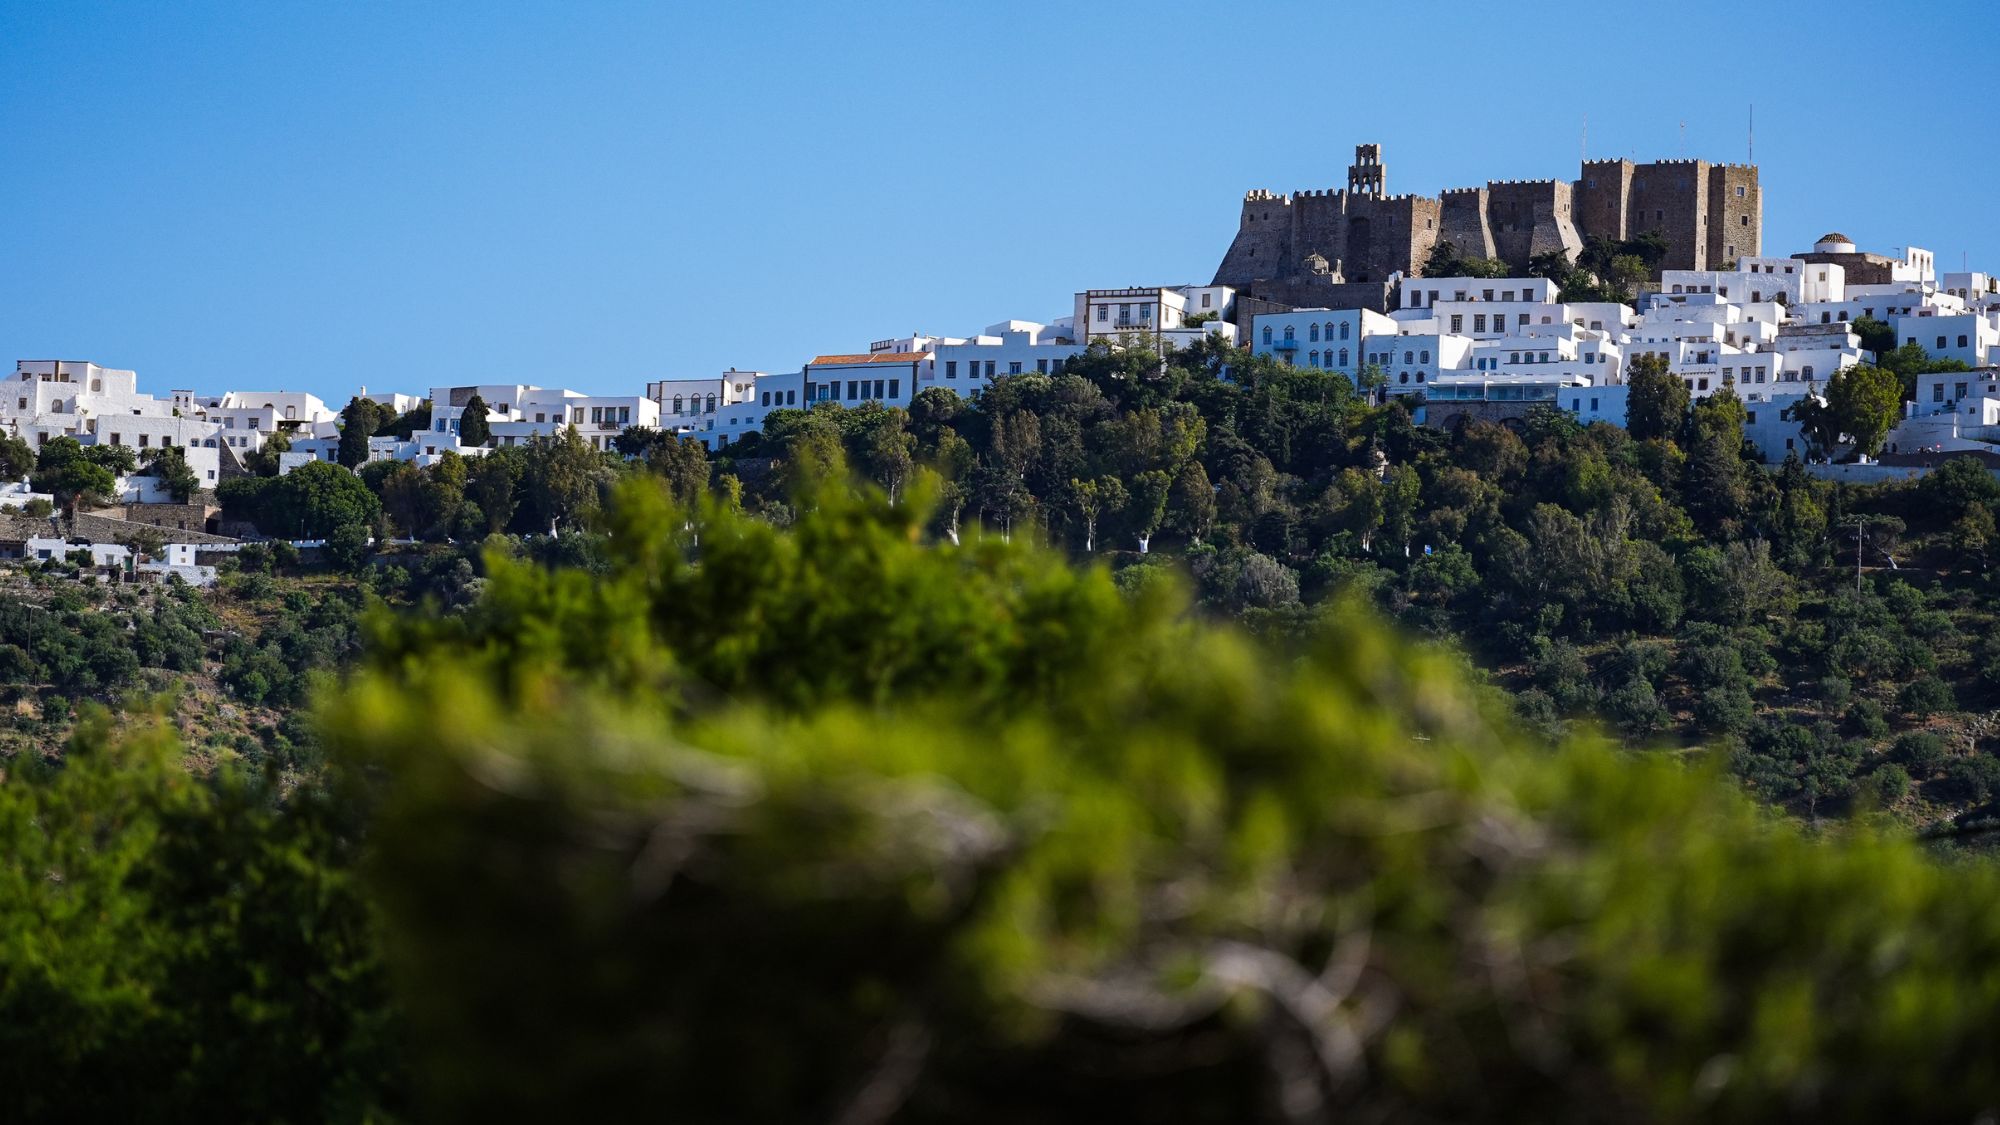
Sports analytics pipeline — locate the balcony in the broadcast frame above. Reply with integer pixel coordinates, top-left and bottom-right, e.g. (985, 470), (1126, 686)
(1272, 337), (1300, 351)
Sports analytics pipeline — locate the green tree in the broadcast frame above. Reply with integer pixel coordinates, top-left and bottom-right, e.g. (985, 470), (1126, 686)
(337, 398), (381, 469)
(270, 461), (382, 540)
(243, 429), (291, 477)
(30, 437), (117, 517)
(1624, 354), (1689, 443)
(457, 395), (492, 449)
(1850, 314), (1897, 356)
(1124, 468), (1170, 553)
(1168, 459), (1216, 544)
(143, 445), (202, 503)
(0, 433), (35, 480)
(465, 451), (522, 535)
(1070, 476), (1125, 553)
(1825, 365), (1903, 458)
(645, 435), (712, 506)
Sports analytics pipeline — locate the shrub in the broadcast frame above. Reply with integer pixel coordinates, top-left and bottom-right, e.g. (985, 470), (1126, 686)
(1898, 675), (1957, 718)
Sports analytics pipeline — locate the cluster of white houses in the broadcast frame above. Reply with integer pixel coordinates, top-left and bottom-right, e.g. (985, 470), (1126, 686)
(12, 235), (2000, 491)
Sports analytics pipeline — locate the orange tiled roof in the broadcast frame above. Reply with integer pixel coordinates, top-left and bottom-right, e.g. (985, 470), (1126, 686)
(807, 352), (927, 366)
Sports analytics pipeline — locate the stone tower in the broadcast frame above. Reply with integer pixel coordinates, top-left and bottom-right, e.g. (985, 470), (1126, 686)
(1347, 144), (1384, 196)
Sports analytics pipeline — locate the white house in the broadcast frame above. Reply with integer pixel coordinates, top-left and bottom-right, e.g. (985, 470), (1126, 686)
(1073, 286), (1238, 350)
(1249, 308), (1396, 382)
(926, 321), (1082, 397)
(804, 352), (929, 409)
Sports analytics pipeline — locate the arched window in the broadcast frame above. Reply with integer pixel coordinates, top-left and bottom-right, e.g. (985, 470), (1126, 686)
(706, 395), (717, 413)
(1308, 350), (1319, 367)
(1262, 326), (1272, 344)
(1283, 326), (1294, 341)
(90, 379), (101, 392)
(673, 395), (684, 414)
(1309, 324), (1320, 342)
(1339, 322), (1350, 340)
(50, 399), (62, 412)
(1399, 372), (1409, 384)
(1338, 348), (1349, 366)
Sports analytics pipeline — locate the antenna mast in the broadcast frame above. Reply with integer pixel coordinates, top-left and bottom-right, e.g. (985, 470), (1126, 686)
(1748, 104), (1755, 163)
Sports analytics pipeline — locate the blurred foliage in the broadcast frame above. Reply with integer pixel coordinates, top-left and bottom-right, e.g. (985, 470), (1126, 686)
(307, 478), (2000, 1122)
(0, 708), (398, 1122)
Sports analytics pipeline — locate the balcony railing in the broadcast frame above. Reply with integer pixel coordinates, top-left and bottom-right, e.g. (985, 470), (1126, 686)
(1272, 337), (1300, 351)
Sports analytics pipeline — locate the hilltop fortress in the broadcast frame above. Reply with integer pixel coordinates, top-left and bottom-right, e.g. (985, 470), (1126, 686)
(1212, 144), (1761, 310)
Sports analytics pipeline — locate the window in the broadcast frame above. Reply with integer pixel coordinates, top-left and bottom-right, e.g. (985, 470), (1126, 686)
(1309, 323), (1320, 342)
(1519, 313), (1529, 327)
(1036, 360), (1048, 374)
(1283, 326), (1295, 341)
(787, 390), (797, 405)
(1420, 350), (1430, 363)
(1404, 351), (1413, 364)
(1339, 321), (1350, 340)
(1590, 397), (1599, 411)
(873, 380), (885, 399)
(1473, 314), (1487, 332)
(1482, 289), (1494, 301)
(761, 391), (770, 406)
(847, 380), (859, 400)
(1747, 411), (1758, 424)
(1450, 315), (1463, 332)
(1961, 335), (1971, 348)
(1338, 348), (1349, 366)
(1940, 336), (1949, 350)
(945, 361), (957, 379)
(1200, 293), (1211, 308)
(889, 379), (900, 399)
(1803, 365), (1814, 379)
(1308, 350), (1319, 367)
(984, 361), (995, 378)
(1262, 326), (1272, 344)
(1096, 306), (1108, 322)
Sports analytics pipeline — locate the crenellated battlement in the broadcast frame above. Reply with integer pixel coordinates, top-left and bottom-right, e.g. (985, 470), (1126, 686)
(1216, 141), (1758, 292)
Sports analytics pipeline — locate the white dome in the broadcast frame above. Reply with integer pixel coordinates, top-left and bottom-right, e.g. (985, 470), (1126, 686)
(1814, 232), (1857, 254)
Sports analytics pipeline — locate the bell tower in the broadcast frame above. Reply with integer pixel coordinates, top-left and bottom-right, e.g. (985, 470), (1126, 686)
(1347, 143), (1384, 196)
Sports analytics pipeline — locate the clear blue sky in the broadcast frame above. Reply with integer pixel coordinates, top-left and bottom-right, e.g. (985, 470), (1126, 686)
(5, 0), (1998, 405)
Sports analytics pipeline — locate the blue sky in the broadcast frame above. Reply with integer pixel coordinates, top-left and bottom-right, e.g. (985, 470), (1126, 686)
(5, 0), (1997, 404)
